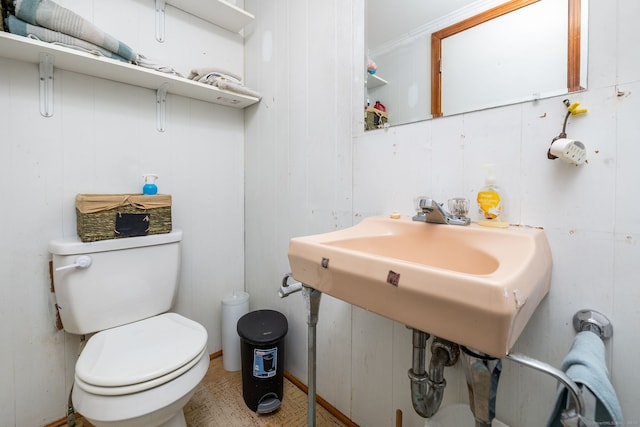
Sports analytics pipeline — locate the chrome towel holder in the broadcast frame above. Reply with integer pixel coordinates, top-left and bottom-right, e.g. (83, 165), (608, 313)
(506, 309), (613, 427)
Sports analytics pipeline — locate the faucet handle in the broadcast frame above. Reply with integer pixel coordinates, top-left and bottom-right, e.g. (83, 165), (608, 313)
(447, 198), (469, 217)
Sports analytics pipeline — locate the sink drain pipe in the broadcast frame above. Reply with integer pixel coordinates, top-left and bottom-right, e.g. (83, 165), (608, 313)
(408, 329), (460, 418)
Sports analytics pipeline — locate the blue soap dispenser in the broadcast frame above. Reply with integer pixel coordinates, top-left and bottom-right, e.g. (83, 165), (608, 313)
(142, 174), (158, 195)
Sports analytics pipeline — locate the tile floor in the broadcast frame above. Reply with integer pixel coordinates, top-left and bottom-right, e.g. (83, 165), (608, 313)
(64, 356), (350, 427)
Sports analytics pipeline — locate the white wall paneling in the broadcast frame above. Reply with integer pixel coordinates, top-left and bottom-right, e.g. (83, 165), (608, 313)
(244, 1), (640, 426)
(0, 0), (246, 425)
(3, 0), (640, 426)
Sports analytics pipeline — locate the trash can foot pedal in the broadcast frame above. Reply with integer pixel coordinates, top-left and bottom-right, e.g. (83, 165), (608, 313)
(257, 393), (281, 414)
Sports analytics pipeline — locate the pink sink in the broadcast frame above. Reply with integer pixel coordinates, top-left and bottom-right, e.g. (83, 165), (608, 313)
(288, 215), (552, 357)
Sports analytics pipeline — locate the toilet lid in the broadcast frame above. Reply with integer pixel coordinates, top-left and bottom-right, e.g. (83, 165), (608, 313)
(75, 313), (208, 388)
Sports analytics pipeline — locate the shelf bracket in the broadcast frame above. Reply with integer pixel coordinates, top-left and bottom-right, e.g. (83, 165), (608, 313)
(39, 52), (54, 117)
(156, 83), (169, 132)
(155, 0), (166, 43)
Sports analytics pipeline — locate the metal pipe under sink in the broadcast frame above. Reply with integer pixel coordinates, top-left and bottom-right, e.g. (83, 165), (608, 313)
(408, 330), (460, 418)
(461, 346), (503, 427)
(277, 274), (321, 426)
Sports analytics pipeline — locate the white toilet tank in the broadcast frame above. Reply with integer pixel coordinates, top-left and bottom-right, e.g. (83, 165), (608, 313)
(49, 230), (183, 335)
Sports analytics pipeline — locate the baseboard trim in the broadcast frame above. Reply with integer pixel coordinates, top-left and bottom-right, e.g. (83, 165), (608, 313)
(283, 370), (359, 427)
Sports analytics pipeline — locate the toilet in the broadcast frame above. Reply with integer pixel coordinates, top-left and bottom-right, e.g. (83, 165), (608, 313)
(49, 230), (209, 427)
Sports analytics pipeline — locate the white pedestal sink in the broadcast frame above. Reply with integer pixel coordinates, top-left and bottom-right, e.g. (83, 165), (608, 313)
(288, 215), (552, 357)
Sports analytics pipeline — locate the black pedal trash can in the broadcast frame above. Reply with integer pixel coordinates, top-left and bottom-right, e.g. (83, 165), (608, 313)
(237, 309), (288, 414)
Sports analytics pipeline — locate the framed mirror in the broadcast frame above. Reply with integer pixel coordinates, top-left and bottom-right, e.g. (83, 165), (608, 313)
(365, 0), (588, 128)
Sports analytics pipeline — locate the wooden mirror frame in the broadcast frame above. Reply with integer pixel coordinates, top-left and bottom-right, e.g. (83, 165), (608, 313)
(430, 0), (582, 118)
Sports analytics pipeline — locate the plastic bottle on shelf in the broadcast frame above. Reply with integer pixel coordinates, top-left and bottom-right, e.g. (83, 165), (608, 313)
(142, 174), (158, 195)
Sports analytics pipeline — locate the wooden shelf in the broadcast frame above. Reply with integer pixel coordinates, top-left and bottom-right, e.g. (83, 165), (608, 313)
(168, 0), (254, 33)
(0, 32), (260, 109)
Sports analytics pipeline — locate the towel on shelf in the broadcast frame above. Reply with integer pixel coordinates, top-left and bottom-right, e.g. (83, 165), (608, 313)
(136, 54), (183, 77)
(8, 0), (183, 75)
(187, 67), (261, 100)
(7, 15), (129, 62)
(11, 0), (137, 62)
(6, 0), (259, 96)
(547, 331), (624, 426)
(215, 79), (261, 99)
(196, 71), (241, 85)
(188, 67), (241, 83)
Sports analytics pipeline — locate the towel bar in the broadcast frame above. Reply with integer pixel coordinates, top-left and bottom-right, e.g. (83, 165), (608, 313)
(505, 353), (601, 426)
(506, 309), (613, 427)
(572, 309), (613, 340)
(505, 353), (586, 419)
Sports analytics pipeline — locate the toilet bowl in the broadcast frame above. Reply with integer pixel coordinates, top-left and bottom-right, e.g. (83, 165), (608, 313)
(424, 404), (509, 427)
(71, 313), (208, 427)
(49, 230), (209, 427)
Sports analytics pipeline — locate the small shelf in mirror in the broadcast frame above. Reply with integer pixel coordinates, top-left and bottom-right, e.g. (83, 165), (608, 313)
(366, 74), (387, 89)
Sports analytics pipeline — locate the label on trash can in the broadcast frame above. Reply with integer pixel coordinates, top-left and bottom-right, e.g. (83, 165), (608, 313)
(253, 347), (277, 378)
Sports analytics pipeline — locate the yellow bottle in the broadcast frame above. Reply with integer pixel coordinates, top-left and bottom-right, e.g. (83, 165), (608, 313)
(476, 164), (508, 228)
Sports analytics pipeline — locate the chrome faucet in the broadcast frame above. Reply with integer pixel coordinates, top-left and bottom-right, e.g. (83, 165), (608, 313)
(412, 197), (470, 226)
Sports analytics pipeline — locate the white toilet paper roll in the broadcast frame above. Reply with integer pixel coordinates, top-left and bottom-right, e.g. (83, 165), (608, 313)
(221, 291), (250, 372)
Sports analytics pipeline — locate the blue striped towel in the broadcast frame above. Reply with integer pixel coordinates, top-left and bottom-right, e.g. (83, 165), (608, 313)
(12, 0), (137, 62)
(7, 15), (129, 62)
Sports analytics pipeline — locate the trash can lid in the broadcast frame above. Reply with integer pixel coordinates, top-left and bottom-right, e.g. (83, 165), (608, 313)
(237, 309), (288, 344)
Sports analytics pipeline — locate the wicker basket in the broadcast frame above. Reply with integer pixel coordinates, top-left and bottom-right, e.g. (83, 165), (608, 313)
(365, 106), (388, 131)
(75, 194), (172, 242)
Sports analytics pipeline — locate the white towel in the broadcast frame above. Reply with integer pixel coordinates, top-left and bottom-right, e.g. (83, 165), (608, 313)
(188, 67), (241, 82)
(135, 54), (183, 77)
(187, 67), (261, 100)
(215, 79), (261, 99)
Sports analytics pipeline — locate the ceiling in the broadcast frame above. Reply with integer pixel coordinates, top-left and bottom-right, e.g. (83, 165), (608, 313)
(365, 0), (483, 50)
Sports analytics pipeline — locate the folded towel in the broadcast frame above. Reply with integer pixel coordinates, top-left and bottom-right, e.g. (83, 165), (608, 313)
(188, 67), (241, 83)
(187, 67), (261, 99)
(547, 331), (624, 426)
(135, 54), (183, 77)
(12, 0), (137, 62)
(9, 0), (184, 74)
(215, 79), (261, 99)
(7, 15), (129, 62)
(195, 71), (242, 85)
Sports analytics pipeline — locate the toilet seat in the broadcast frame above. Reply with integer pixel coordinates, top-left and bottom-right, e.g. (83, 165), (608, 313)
(71, 347), (209, 427)
(75, 313), (207, 396)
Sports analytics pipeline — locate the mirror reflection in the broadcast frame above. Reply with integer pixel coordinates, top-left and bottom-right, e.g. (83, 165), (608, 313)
(365, 0), (588, 129)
